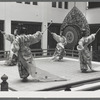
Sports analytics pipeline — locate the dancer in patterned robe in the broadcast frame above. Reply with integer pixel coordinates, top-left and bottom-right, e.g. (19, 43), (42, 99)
(51, 32), (67, 61)
(77, 29), (96, 73)
(0, 29), (18, 66)
(11, 27), (43, 81)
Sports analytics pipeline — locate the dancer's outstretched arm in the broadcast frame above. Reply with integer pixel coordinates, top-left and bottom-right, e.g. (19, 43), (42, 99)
(0, 30), (15, 43)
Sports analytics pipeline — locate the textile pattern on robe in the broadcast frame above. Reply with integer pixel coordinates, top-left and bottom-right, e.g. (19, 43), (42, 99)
(54, 43), (66, 60)
(52, 33), (67, 45)
(77, 34), (95, 72)
(4, 34), (17, 66)
(52, 43), (66, 61)
(51, 33), (67, 60)
(12, 31), (42, 78)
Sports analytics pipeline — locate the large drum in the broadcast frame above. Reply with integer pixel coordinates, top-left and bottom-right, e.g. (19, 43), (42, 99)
(60, 6), (90, 49)
(62, 26), (80, 49)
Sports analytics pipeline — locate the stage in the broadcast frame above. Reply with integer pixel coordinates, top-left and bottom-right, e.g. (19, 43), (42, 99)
(0, 57), (100, 91)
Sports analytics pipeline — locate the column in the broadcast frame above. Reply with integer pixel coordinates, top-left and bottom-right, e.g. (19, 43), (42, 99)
(41, 22), (48, 56)
(4, 19), (11, 51)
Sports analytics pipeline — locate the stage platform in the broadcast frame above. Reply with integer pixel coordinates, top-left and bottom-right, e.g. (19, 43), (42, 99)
(0, 57), (100, 91)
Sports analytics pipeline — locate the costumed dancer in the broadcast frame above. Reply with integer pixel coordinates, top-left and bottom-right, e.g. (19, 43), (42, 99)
(0, 29), (18, 66)
(51, 31), (67, 61)
(11, 26), (43, 81)
(77, 29), (96, 73)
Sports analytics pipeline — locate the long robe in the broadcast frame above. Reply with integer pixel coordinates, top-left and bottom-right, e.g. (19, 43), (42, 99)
(12, 31), (42, 79)
(51, 33), (67, 61)
(4, 34), (17, 66)
(77, 34), (95, 72)
(52, 43), (66, 60)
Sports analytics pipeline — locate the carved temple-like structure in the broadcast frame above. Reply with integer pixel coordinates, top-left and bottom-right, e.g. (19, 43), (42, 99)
(60, 6), (90, 49)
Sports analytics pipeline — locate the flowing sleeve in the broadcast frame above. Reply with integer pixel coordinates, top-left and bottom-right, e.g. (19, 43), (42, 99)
(77, 38), (84, 51)
(26, 31), (43, 45)
(12, 37), (20, 56)
(51, 32), (61, 43)
(86, 34), (96, 44)
(4, 33), (15, 43)
(62, 36), (67, 46)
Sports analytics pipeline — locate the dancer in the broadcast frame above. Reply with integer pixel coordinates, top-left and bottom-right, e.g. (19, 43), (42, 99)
(0, 29), (18, 66)
(51, 31), (67, 61)
(77, 29), (96, 73)
(11, 26), (43, 81)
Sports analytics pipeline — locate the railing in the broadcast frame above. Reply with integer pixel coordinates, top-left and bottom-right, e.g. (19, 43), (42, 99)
(38, 77), (100, 91)
(0, 50), (10, 60)
(0, 49), (79, 59)
(6, 49), (98, 60)
(31, 49), (79, 58)
(65, 49), (79, 57)
(92, 50), (100, 62)
(2, 48), (100, 61)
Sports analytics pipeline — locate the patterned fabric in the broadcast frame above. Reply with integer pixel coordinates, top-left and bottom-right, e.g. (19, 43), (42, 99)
(51, 33), (67, 61)
(12, 31), (42, 78)
(4, 34), (15, 43)
(51, 32), (67, 46)
(4, 34), (17, 66)
(52, 43), (66, 61)
(5, 54), (18, 66)
(77, 34), (95, 72)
